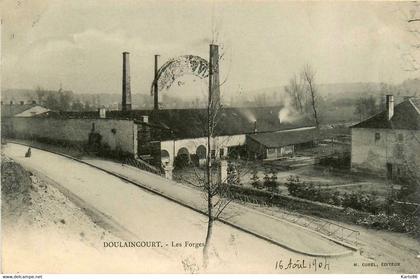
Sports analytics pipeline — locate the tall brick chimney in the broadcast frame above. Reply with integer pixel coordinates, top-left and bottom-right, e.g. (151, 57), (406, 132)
(386, 95), (394, 120)
(122, 51), (132, 111)
(209, 44), (220, 108)
(154, 55), (159, 111)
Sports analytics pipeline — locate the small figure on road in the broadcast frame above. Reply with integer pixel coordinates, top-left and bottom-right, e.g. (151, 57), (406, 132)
(25, 147), (31, 158)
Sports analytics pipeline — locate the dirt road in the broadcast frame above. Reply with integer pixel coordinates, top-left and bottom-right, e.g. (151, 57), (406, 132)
(3, 143), (400, 273)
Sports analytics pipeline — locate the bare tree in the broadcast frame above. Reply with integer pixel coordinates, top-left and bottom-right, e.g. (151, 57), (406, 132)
(151, 42), (239, 269)
(284, 74), (305, 112)
(202, 43), (238, 268)
(396, 2), (420, 72)
(301, 64), (320, 128)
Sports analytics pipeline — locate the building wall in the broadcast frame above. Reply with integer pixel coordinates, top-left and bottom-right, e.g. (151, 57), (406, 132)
(160, 134), (246, 166)
(246, 136), (296, 160)
(351, 128), (420, 176)
(7, 117), (137, 156)
(266, 146), (295, 160)
(246, 136), (266, 159)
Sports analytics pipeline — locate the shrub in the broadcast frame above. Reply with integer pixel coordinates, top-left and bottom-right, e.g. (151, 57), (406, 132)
(262, 169), (270, 186)
(331, 191), (341, 206)
(265, 169), (279, 193)
(287, 176), (383, 214)
(285, 175), (301, 196)
(174, 154), (190, 169)
(250, 169), (262, 189)
(357, 213), (419, 234)
(342, 191), (383, 214)
(319, 152), (351, 169)
(227, 161), (241, 185)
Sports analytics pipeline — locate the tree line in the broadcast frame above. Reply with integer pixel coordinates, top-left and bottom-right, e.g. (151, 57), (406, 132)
(35, 86), (99, 111)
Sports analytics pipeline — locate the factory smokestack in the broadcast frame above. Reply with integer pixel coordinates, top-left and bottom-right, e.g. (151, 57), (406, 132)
(209, 44), (220, 109)
(154, 55), (159, 111)
(122, 52), (132, 111)
(386, 94), (394, 120)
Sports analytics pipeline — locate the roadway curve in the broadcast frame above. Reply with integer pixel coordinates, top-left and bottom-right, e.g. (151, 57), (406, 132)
(3, 143), (361, 272)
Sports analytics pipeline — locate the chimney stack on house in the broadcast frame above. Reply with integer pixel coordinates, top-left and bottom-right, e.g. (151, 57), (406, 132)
(386, 95), (394, 120)
(122, 52), (132, 111)
(254, 121), (258, 133)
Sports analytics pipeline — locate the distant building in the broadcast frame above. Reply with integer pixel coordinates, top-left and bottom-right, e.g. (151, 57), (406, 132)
(1, 102), (49, 118)
(350, 95), (420, 180)
(246, 127), (318, 160)
(1, 102), (50, 137)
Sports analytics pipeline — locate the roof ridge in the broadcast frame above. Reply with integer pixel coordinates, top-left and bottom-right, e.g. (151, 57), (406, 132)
(409, 98), (420, 114)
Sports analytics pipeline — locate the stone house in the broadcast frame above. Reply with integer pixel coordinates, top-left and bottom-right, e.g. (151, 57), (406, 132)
(350, 95), (420, 181)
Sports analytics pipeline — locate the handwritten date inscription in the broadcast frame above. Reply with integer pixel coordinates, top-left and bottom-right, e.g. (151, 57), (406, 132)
(275, 258), (330, 272)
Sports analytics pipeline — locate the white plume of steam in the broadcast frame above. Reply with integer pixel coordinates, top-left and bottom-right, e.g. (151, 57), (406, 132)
(239, 108), (256, 123)
(278, 96), (300, 124)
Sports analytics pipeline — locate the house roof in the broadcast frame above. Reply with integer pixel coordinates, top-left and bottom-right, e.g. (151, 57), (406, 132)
(36, 106), (314, 139)
(1, 104), (39, 118)
(247, 127), (319, 148)
(351, 98), (420, 130)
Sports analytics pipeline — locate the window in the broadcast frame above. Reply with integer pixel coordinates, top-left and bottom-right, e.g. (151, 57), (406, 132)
(375, 132), (380, 142)
(219, 148), (224, 157)
(211, 150), (216, 159)
(267, 148), (276, 155)
(395, 144), (404, 159)
(398, 134), (403, 142)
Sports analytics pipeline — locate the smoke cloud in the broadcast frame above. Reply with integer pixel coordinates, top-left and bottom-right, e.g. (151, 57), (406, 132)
(239, 108), (256, 122)
(278, 96), (301, 124)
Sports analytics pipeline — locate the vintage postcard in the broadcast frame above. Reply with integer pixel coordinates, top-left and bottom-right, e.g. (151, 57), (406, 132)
(1, 0), (419, 276)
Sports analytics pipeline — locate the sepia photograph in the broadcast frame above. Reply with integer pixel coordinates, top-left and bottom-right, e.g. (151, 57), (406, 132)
(0, 0), (419, 276)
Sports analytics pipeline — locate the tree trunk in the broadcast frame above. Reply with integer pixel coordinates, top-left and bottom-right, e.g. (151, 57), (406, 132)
(308, 80), (319, 129)
(203, 202), (213, 268)
(203, 50), (213, 268)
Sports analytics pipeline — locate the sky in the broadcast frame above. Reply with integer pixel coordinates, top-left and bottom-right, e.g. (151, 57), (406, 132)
(1, 0), (419, 99)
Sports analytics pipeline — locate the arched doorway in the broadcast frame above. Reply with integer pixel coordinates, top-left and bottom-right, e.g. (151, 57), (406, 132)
(196, 145), (207, 167)
(174, 147), (190, 169)
(161, 149), (170, 166)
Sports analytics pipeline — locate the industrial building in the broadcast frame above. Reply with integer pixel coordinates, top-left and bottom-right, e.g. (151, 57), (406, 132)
(1, 47), (318, 178)
(246, 127), (318, 160)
